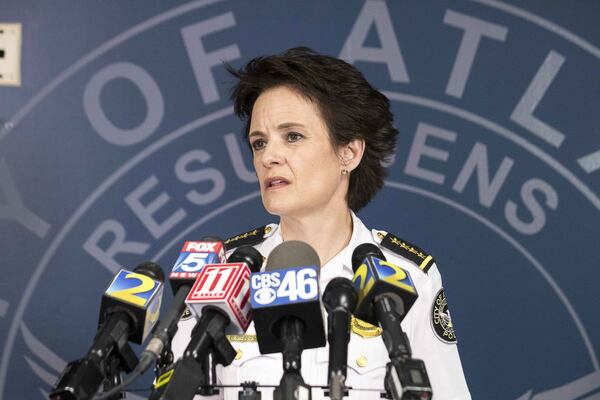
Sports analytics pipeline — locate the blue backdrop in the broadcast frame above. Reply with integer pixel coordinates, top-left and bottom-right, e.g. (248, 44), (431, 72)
(1, 1), (599, 399)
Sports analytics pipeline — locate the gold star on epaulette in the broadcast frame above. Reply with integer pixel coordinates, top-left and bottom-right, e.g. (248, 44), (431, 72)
(382, 233), (435, 273)
(224, 226), (268, 250)
(224, 229), (258, 244)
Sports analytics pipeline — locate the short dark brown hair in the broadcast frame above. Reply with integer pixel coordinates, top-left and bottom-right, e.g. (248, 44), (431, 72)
(226, 47), (398, 211)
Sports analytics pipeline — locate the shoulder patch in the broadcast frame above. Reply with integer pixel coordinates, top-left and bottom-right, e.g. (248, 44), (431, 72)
(431, 289), (457, 344)
(180, 306), (193, 321)
(379, 232), (435, 273)
(224, 225), (273, 250)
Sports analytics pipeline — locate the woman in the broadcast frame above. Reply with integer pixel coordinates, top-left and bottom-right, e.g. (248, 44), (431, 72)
(172, 47), (471, 399)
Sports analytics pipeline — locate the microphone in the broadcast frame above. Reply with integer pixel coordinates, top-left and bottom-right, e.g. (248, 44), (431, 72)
(50, 262), (165, 400)
(94, 239), (227, 400)
(170, 238), (227, 292)
(322, 278), (358, 400)
(351, 243), (432, 400)
(351, 243), (418, 329)
(139, 238), (227, 373)
(185, 244), (263, 334)
(250, 241), (326, 400)
(149, 245), (263, 400)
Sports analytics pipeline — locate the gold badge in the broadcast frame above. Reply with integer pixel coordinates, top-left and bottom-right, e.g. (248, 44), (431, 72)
(226, 334), (257, 343)
(351, 316), (382, 338)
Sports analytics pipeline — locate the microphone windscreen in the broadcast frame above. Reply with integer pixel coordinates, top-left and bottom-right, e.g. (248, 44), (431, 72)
(134, 261), (165, 283)
(251, 240), (325, 353)
(351, 243), (385, 272)
(201, 235), (225, 244)
(266, 240), (321, 272)
(228, 245), (263, 273)
(323, 277), (358, 313)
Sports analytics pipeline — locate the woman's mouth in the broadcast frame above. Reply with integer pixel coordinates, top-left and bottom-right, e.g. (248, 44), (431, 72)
(266, 177), (290, 189)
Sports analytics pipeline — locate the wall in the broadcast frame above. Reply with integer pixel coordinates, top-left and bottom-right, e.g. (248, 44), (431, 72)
(0, 1), (599, 398)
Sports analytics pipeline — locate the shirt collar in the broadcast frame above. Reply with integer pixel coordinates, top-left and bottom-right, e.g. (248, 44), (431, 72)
(258, 211), (373, 285)
(319, 211), (372, 285)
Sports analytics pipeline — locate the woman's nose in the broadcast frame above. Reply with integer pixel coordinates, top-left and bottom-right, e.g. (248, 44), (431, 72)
(261, 140), (285, 167)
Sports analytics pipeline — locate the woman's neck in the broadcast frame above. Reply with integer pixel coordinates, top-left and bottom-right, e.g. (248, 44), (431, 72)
(279, 206), (353, 267)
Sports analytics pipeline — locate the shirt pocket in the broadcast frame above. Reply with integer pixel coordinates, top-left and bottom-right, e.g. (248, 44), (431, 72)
(346, 334), (388, 392)
(317, 333), (390, 389)
(223, 340), (281, 386)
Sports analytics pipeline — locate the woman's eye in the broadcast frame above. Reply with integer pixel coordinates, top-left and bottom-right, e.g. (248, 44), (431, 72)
(287, 132), (303, 142)
(251, 139), (266, 151)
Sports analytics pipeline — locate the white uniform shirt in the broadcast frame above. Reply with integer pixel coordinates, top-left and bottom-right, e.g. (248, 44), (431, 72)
(171, 212), (471, 400)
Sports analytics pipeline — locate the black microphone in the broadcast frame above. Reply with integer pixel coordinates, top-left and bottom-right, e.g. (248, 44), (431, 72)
(137, 238), (227, 376)
(351, 243), (418, 347)
(250, 240), (326, 400)
(94, 239), (227, 400)
(149, 245), (263, 400)
(351, 243), (432, 400)
(322, 277), (358, 400)
(50, 262), (165, 400)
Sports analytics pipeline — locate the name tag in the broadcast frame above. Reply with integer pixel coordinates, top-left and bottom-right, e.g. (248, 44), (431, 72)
(226, 334), (257, 343)
(351, 316), (382, 338)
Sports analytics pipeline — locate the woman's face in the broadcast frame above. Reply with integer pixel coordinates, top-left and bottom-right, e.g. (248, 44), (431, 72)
(249, 86), (348, 218)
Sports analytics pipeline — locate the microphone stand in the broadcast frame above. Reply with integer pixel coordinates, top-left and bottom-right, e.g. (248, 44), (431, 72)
(238, 381), (262, 400)
(373, 295), (432, 400)
(326, 306), (350, 400)
(322, 277), (357, 400)
(197, 348), (219, 396)
(103, 353), (129, 400)
(96, 312), (139, 400)
(273, 317), (311, 400)
(149, 308), (236, 400)
(50, 311), (139, 400)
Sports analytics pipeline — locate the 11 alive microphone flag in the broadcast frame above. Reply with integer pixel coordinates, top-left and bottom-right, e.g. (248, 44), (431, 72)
(185, 262), (253, 334)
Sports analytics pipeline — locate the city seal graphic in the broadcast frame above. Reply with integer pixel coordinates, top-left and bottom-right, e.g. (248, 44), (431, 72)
(0, 1), (599, 399)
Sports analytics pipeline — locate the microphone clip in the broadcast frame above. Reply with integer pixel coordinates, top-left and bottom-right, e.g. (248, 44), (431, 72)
(323, 372), (349, 400)
(383, 358), (432, 400)
(273, 371), (311, 400)
(153, 341), (174, 378)
(239, 381), (262, 400)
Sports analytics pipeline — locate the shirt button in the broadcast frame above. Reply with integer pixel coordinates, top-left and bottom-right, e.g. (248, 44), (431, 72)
(356, 356), (368, 368)
(235, 349), (243, 360)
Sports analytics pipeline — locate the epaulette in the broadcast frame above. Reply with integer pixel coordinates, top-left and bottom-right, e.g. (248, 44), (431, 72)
(224, 224), (275, 251)
(375, 230), (436, 273)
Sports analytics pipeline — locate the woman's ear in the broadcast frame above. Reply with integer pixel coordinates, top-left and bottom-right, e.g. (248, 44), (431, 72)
(339, 138), (365, 172)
